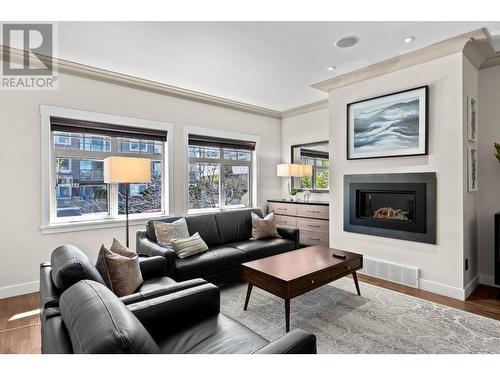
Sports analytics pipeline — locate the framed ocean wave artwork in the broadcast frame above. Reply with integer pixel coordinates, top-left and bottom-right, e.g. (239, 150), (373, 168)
(347, 86), (428, 160)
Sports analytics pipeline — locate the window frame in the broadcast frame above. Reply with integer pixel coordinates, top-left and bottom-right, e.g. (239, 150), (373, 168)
(184, 127), (258, 214)
(40, 105), (174, 234)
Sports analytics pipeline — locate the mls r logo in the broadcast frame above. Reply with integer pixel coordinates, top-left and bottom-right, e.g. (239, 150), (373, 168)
(2, 23), (53, 76)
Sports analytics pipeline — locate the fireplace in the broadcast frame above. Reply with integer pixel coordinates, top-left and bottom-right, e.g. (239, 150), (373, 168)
(344, 173), (436, 244)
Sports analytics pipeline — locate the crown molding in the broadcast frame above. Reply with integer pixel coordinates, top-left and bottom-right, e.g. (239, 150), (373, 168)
(312, 29), (489, 93)
(0, 45), (282, 119)
(280, 99), (329, 119)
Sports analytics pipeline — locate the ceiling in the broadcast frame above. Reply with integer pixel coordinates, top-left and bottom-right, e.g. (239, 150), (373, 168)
(57, 21), (500, 112)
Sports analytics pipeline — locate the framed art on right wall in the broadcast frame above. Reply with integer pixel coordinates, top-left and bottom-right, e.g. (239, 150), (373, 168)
(347, 86), (428, 160)
(467, 96), (478, 143)
(468, 144), (478, 192)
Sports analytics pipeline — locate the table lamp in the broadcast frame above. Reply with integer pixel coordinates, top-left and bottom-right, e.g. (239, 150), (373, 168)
(104, 156), (151, 247)
(277, 163), (303, 200)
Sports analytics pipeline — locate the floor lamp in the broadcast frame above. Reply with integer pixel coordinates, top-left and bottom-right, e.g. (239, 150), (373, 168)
(104, 156), (151, 248)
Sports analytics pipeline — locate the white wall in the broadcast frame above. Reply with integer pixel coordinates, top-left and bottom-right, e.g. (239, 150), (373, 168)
(280, 108), (330, 201)
(0, 71), (282, 297)
(477, 64), (500, 286)
(462, 55), (479, 288)
(328, 53), (467, 295)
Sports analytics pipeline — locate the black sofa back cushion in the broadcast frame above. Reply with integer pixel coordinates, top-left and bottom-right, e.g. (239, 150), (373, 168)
(214, 208), (263, 245)
(50, 244), (106, 291)
(60, 280), (160, 354)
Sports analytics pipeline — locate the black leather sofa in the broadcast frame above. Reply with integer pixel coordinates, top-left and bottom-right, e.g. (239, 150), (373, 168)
(136, 208), (300, 283)
(45, 279), (316, 354)
(40, 244), (207, 353)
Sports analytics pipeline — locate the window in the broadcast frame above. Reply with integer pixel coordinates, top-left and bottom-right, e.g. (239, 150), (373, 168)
(50, 116), (167, 222)
(187, 134), (255, 211)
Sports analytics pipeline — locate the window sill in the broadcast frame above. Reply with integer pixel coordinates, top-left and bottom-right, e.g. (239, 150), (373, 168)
(187, 206), (253, 215)
(40, 213), (168, 235)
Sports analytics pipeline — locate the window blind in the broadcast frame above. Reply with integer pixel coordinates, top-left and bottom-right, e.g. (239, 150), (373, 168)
(188, 134), (256, 151)
(50, 116), (168, 142)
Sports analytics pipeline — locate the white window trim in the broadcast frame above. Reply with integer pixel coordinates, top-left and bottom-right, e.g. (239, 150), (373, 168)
(182, 126), (259, 214)
(40, 105), (174, 235)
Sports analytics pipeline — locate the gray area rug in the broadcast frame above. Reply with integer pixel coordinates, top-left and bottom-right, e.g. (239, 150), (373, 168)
(220, 278), (500, 353)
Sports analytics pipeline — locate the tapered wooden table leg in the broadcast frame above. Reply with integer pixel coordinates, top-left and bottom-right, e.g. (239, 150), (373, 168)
(352, 271), (361, 296)
(244, 283), (253, 310)
(285, 298), (290, 332)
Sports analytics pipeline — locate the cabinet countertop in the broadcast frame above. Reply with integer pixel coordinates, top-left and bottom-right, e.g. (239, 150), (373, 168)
(267, 199), (329, 206)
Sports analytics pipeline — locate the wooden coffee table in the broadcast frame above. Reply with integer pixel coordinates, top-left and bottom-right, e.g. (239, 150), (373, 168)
(242, 246), (363, 332)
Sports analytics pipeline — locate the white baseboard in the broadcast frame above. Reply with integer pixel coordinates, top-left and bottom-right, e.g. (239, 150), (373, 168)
(418, 278), (467, 301)
(464, 274), (480, 299)
(0, 281), (39, 300)
(479, 273), (500, 288)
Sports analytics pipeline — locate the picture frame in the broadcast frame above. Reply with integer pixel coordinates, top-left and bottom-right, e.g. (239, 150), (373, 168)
(467, 96), (478, 143)
(467, 144), (478, 192)
(347, 86), (428, 160)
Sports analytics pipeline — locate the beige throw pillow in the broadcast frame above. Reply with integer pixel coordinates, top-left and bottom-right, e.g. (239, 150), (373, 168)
(170, 232), (209, 258)
(154, 218), (190, 246)
(251, 211), (281, 240)
(95, 238), (143, 297)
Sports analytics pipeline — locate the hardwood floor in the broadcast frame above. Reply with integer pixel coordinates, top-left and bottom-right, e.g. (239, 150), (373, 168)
(0, 280), (499, 354)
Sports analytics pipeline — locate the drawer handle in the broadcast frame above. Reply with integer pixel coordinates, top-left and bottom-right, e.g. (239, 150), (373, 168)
(308, 225), (321, 228)
(308, 237), (321, 241)
(308, 210), (320, 213)
(309, 279), (315, 284)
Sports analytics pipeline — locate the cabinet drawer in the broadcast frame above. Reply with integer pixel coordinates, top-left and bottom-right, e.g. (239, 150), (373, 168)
(268, 202), (296, 216)
(289, 268), (332, 294)
(275, 215), (297, 229)
(296, 204), (329, 220)
(300, 230), (329, 246)
(297, 217), (329, 233)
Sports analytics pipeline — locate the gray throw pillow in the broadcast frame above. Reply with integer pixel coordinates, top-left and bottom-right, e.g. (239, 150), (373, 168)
(154, 218), (190, 246)
(251, 211), (281, 240)
(95, 238), (143, 297)
(170, 232), (209, 258)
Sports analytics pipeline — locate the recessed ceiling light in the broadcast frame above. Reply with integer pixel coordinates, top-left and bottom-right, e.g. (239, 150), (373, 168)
(403, 36), (415, 44)
(336, 36), (359, 48)
(325, 66), (336, 71)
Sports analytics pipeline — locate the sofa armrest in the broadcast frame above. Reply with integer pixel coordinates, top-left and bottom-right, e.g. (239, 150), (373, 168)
(253, 329), (317, 354)
(39, 263), (60, 310)
(138, 256), (167, 279)
(127, 283), (220, 336)
(277, 227), (300, 249)
(119, 278), (208, 305)
(136, 231), (177, 277)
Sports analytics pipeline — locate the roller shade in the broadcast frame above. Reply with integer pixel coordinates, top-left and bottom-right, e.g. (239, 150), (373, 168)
(188, 134), (256, 151)
(50, 116), (168, 142)
(300, 148), (329, 159)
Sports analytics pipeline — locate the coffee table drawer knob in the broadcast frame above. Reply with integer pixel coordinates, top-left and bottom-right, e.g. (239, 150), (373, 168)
(309, 279), (315, 284)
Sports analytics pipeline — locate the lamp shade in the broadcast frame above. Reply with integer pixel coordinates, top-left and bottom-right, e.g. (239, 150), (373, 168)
(277, 163), (302, 177)
(299, 164), (313, 177)
(104, 157), (151, 183)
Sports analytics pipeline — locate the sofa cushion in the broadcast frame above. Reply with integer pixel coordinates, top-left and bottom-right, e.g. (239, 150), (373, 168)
(157, 314), (268, 354)
(232, 238), (296, 262)
(185, 214), (221, 247)
(60, 280), (159, 354)
(214, 208), (263, 245)
(154, 218), (190, 246)
(50, 244), (106, 291)
(175, 246), (245, 281)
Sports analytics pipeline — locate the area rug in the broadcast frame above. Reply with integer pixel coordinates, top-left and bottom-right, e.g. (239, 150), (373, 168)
(220, 279), (500, 353)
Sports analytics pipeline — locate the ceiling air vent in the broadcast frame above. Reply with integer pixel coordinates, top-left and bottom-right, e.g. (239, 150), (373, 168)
(336, 36), (359, 48)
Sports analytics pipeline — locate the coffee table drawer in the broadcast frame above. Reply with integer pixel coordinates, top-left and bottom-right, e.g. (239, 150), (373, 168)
(289, 268), (332, 294)
(331, 258), (362, 279)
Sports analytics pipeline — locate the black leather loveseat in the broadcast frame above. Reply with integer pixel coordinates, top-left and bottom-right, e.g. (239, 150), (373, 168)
(136, 208), (299, 284)
(46, 279), (317, 354)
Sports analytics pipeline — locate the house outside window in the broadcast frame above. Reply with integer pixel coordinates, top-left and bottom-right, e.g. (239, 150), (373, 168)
(187, 134), (256, 211)
(50, 116), (167, 222)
